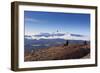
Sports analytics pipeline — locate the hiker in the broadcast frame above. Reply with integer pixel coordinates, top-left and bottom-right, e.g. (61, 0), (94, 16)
(84, 41), (87, 45)
(64, 40), (69, 46)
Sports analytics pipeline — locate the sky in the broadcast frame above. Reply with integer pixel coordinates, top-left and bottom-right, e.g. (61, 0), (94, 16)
(24, 11), (90, 36)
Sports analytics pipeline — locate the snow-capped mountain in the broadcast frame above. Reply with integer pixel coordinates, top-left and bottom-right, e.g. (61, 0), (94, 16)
(25, 32), (90, 41)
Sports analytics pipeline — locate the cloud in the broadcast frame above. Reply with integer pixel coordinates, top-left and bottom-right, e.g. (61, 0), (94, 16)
(25, 32), (90, 41)
(25, 17), (40, 23)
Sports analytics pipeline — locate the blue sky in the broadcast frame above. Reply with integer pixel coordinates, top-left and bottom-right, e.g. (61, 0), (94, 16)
(24, 11), (90, 36)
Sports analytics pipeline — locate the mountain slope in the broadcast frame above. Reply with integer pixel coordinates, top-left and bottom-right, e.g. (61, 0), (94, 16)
(24, 44), (90, 61)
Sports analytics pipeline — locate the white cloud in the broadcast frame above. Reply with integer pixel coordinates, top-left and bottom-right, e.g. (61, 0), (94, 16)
(25, 32), (90, 41)
(25, 17), (39, 23)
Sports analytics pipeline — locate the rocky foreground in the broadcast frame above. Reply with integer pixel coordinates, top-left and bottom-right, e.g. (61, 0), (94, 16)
(24, 44), (90, 61)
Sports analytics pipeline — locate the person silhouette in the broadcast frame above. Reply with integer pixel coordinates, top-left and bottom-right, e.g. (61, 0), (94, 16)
(64, 40), (69, 46)
(84, 41), (87, 45)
